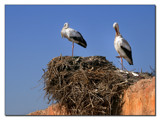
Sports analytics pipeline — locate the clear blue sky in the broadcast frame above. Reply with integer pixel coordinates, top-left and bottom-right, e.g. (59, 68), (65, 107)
(5, 5), (155, 115)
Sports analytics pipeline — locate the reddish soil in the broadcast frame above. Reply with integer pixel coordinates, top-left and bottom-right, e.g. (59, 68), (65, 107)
(121, 77), (155, 115)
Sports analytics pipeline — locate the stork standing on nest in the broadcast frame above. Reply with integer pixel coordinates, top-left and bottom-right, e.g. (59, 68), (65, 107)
(113, 22), (133, 70)
(61, 23), (87, 56)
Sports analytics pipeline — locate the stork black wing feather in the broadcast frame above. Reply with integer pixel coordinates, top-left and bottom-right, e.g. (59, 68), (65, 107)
(70, 32), (87, 48)
(121, 45), (133, 65)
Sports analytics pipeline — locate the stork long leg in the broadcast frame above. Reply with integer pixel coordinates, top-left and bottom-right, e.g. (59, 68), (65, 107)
(72, 41), (74, 57)
(116, 56), (121, 58)
(121, 57), (123, 70)
(116, 56), (123, 70)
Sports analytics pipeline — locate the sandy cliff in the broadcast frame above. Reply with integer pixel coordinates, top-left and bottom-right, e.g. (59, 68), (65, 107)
(28, 56), (155, 115)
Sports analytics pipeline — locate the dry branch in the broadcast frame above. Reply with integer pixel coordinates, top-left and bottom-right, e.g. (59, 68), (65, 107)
(42, 56), (152, 115)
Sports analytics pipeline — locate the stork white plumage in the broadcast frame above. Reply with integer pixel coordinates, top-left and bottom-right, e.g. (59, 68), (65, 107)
(113, 22), (133, 70)
(61, 23), (87, 56)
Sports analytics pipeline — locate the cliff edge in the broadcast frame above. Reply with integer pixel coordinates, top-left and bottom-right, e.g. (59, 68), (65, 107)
(28, 56), (155, 115)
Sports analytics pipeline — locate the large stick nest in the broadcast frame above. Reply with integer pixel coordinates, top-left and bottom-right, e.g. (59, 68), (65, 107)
(42, 56), (152, 115)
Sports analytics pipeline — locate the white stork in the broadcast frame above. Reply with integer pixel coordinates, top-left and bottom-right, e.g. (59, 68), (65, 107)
(113, 22), (133, 70)
(61, 23), (87, 56)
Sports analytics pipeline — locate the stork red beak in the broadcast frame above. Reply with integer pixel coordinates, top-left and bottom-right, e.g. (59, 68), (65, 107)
(61, 32), (63, 38)
(115, 27), (118, 33)
(115, 27), (119, 36)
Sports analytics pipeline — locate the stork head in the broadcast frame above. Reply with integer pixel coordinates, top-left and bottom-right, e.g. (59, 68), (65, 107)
(113, 22), (120, 35)
(63, 22), (69, 28)
(61, 22), (69, 38)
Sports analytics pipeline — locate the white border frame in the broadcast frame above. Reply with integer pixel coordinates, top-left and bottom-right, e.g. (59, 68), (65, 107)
(1, 0), (159, 120)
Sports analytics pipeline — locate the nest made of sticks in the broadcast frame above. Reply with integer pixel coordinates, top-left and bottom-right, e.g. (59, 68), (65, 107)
(42, 56), (152, 115)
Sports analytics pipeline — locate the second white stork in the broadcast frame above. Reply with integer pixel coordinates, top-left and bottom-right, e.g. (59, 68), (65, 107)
(113, 22), (133, 70)
(61, 23), (87, 56)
